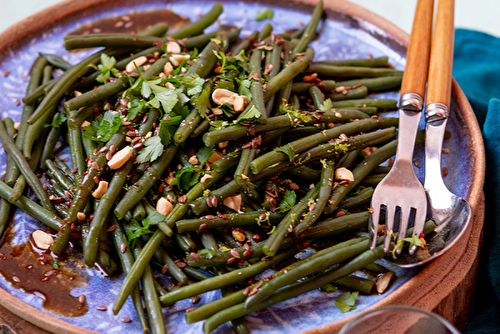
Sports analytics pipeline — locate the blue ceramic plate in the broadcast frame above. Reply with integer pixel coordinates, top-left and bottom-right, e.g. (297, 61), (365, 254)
(0, 1), (476, 333)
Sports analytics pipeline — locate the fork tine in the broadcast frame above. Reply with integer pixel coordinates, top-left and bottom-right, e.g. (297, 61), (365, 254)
(384, 205), (396, 252)
(370, 204), (381, 250)
(410, 206), (427, 254)
(396, 206), (411, 254)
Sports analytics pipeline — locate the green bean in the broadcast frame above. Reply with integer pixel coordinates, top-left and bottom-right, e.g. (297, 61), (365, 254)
(309, 86), (324, 109)
(339, 187), (374, 209)
(264, 47), (314, 102)
(182, 266), (212, 281)
(183, 29), (240, 50)
(204, 244), (388, 333)
(114, 144), (177, 219)
(285, 166), (320, 183)
(39, 126), (62, 170)
(262, 186), (319, 256)
(292, 1), (323, 55)
(50, 183), (66, 199)
(133, 240), (166, 334)
(153, 245), (188, 284)
(64, 76), (129, 111)
(294, 160), (334, 234)
(186, 41), (220, 78)
(139, 108), (160, 137)
(176, 211), (284, 233)
(54, 158), (74, 181)
(271, 41), (293, 112)
(174, 83), (212, 143)
(329, 98), (398, 110)
(232, 30), (258, 55)
(250, 117), (398, 174)
(111, 219), (150, 334)
(330, 85), (368, 101)
(300, 211), (370, 239)
(361, 173), (386, 187)
(203, 109), (368, 146)
(0, 120), (54, 212)
(190, 119), (209, 138)
(212, 151), (241, 172)
(175, 233), (197, 252)
(190, 180), (241, 215)
(132, 202), (147, 221)
(291, 80), (336, 95)
(67, 127), (86, 180)
(304, 63), (403, 78)
(169, 2), (223, 39)
(258, 23), (273, 40)
(314, 56), (389, 67)
(325, 139), (397, 214)
(343, 106), (378, 115)
(336, 75), (403, 93)
(44, 160), (74, 191)
(0, 181), (62, 231)
(138, 22), (170, 37)
(28, 50), (110, 125)
(234, 148), (255, 188)
(23, 102), (58, 160)
(113, 229), (167, 314)
(68, 104), (95, 129)
(336, 149), (360, 169)
(39, 53), (72, 71)
(159, 248), (296, 305)
(0, 199), (11, 236)
(248, 49), (268, 123)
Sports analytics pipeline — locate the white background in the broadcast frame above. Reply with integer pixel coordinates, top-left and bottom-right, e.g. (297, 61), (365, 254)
(1, 0), (499, 36)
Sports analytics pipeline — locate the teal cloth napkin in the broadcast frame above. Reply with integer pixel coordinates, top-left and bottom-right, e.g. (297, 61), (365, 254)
(454, 28), (500, 333)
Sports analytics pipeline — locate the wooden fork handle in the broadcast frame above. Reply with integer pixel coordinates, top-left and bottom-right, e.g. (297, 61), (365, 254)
(400, 0), (435, 99)
(426, 0), (455, 107)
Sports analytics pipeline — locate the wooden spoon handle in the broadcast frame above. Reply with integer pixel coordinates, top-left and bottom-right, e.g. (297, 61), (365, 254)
(426, 0), (455, 107)
(400, 0), (435, 99)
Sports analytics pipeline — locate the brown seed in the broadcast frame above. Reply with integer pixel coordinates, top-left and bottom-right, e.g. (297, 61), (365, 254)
(178, 195), (187, 204)
(107, 225), (117, 232)
(227, 257), (236, 265)
(243, 249), (253, 257)
(121, 318), (132, 323)
(190, 295), (201, 304)
(12, 276), (20, 283)
(93, 176), (100, 184)
(109, 145), (116, 154)
(211, 196), (218, 207)
(96, 306), (107, 311)
(106, 151), (113, 160)
(175, 260), (186, 268)
(232, 230), (246, 242)
(120, 243), (127, 253)
(45, 269), (56, 277)
(206, 197), (213, 207)
(198, 223), (207, 232)
(161, 264), (169, 274)
(186, 307), (197, 313)
(413, 159), (421, 168)
(78, 295), (86, 303)
(92, 162), (100, 171)
(3, 70), (10, 76)
(230, 249), (241, 258)
(259, 213), (267, 221)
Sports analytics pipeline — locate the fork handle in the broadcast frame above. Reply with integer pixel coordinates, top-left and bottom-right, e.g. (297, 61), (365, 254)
(426, 0), (455, 108)
(400, 0), (435, 99)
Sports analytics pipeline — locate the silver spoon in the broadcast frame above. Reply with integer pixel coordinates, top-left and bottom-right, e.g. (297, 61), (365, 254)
(389, 0), (471, 268)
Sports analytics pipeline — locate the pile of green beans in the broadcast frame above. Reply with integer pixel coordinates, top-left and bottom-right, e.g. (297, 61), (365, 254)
(0, 1), (438, 334)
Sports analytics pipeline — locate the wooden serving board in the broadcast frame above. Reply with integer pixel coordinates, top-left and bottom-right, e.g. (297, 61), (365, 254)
(0, 0), (486, 333)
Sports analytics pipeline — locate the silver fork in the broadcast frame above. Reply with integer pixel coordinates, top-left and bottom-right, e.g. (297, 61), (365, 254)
(370, 0), (434, 253)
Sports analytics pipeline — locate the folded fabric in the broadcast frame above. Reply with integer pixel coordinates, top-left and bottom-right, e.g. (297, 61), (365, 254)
(454, 29), (500, 333)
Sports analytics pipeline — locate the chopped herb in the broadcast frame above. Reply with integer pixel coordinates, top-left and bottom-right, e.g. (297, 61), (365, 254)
(239, 105), (261, 122)
(274, 144), (295, 162)
(321, 283), (338, 293)
(44, 112), (67, 128)
(52, 259), (60, 269)
(136, 136), (164, 164)
(277, 190), (296, 213)
(96, 53), (120, 83)
(158, 115), (182, 146)
(196, 84), (212, 119)
(320, 98), (334, 111)
(82, 110), (123, 142)
(127, 96), (146, 120)
(335, 291), (359, 313)
(143, 211), (166, 226)
(255, 8), (274, 21)
(125, 218), (157, 249)
(198, 248), (216, 259)
(179, 74), (205, 96)
(170, 165), (201, 190)
(237, 78), (252, 100)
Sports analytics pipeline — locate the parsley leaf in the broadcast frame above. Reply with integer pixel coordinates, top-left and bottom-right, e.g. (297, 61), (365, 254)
(255, 8), (274, 21)
(82, 110), (123, 142)
(158, 116), (182, 146)
(149, 89), (178, 114)
(143, 211), (166, 226)
(127, 96), (146, 120)
(335, 291), (359, 313)
(321, 284), (338, 293)
(277, 190), (296, 213)
(237, 79), (252, 100)
(320, 98), (334, 111)
(125, 214), (162, 249)
(198, 249), (216, 259)
(274, 144), (295, 161)
(197, 146), (215, 166)
(136, 136), (164, 164)
(170, 165), (201, 190)
(391, 235), (423, 259)
(238, 105), (261, 122)
(44, 112), (67, 128)
(96, 53), (120, 83)
(179, 74), (205, 96)
(197, 84), (212, 119)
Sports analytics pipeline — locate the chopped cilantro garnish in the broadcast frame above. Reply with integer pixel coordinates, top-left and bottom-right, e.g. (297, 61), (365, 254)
(198, 249), (216, 259)
(82, 110), (123, 142)
(96, 53), (120, 83)
(320, 98), (334, 111)
(136, 136), (164, 164)
(335, 291), (359, 313)
(277, 190), (297, 213)
(45, 112), (67, 128)
(274, 144), (295, 162)
(197, 146), (215, 166)
(125, 217), (160, 249)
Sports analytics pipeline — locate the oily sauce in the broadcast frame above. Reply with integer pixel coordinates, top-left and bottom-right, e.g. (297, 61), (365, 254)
(0, 230), (88, 317)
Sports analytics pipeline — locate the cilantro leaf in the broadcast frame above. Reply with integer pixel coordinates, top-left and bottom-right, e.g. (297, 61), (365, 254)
(141, 81), (152, 98)
(196, 84), (211, 119)
(149, 89), (179, 114)
(96, 53), (120, 83)
(255, 8), (274, 21)
(44, 112), (67, 128)
(320, 98), (334, 111)
(233, 50), (249, 72)
(125, 219), (152, 249)
(321, 284), (338, 293)
(136, 136), (164, 164)
(198, 249), (216, 259)
(197, 146), (215, 166)
(274, 144), (295, 162)
(335, 291), (359, 313)
(237, 79), (252, 100)
(278, 190), (296, 213)
(179, 74), (204, 96)
(158, 116), (182, 146)
(239, 105), (261, 121)
(82, 110), (123, 142)
(127, 97), (146, 120)
(170, 165), (201, 190)
(143, 211), (166, 226)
